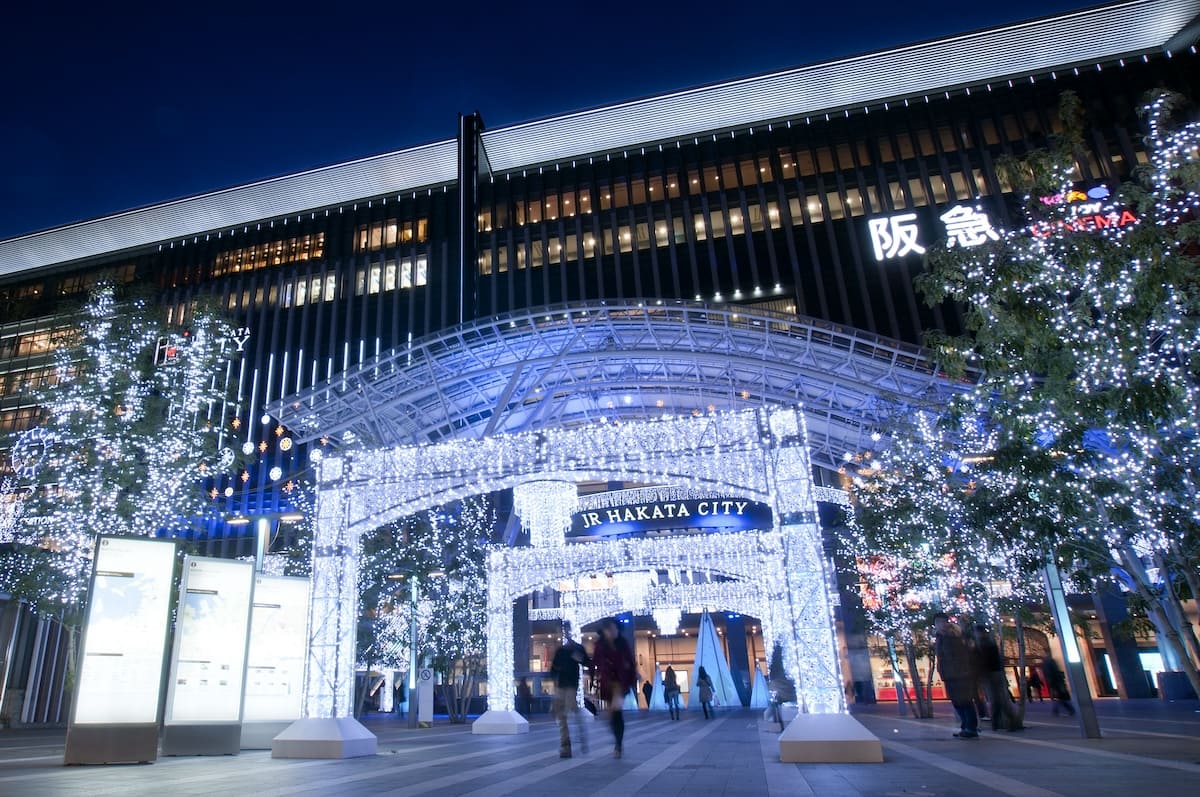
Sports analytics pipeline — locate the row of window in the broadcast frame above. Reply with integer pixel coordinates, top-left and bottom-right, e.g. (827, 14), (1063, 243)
(222, 256), (431, 312)
(354, 219), (429, 252)
(477, 110), (1067, 234)
(477, 167), (997, 274)
(0, 407), (40, 435)
(0, 329), (60, 360)
(211, 233), (326, 277)
(0, 365), (64, 399)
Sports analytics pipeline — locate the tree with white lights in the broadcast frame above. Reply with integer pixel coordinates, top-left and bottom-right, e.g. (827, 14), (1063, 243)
(918, 90), (1200, 696)
(359, 495), (494, 723)
(842, 409), (1045, 717)
(0, 284), (238, 616)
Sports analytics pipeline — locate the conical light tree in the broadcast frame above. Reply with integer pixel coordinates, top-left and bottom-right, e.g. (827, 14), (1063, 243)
(918, 90), (1200, 696)
(0, 284), (239, 616)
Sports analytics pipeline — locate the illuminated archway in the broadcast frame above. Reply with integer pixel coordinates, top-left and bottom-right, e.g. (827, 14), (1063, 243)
(295, 405), (843, 740)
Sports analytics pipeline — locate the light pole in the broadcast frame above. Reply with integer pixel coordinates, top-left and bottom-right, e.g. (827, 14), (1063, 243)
(226, 511), (304, 572)
(388, 567), (444, 728)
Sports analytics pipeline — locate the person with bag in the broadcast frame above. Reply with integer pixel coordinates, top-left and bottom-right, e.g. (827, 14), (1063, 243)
(696, 666), (716, 719)
(973, 625), (1023, 731)
(664, 666), (682, 720)
(593, 617), (637, 758)
(550, 622), (591, 758)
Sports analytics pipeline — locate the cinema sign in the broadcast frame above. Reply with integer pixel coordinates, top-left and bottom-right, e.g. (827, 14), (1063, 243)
(571, 497), (773, 538)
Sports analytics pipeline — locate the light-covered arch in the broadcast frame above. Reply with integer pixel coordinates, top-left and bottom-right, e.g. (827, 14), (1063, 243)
(295, 405), (843, 743)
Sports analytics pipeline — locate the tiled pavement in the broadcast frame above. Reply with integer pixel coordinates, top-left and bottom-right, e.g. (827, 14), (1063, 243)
(0, 699), (1197, 796)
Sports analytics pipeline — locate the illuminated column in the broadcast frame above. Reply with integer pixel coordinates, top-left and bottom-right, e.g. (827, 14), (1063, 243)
(272, 457), (376, 758)
(473, 547), (529, 734)
(767, 408), (845, 714)
(512, 479), (577, 547)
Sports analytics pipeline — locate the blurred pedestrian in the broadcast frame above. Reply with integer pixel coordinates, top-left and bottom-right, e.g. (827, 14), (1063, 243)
(642, 679), (653, 709)
(1026, 666), (1045, 701)
(974, 625), (1022, 731)
(516, 677), (533, 717)
(594, 617), (637, 758)
(696, 666), (716, 719)
(1042, 657), (1076, 717)
(933, 613), (979, 739)
(550, 622), (591, 758)
(664, 666), (682, 720)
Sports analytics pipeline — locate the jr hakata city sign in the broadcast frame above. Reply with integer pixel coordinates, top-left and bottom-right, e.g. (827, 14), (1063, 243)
(572, 498), (773, 538)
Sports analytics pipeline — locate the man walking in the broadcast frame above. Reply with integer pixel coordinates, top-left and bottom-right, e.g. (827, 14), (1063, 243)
(974, 625), (1022, 731)
(550, 622), (591, 758)
(934, 613), (980, 739)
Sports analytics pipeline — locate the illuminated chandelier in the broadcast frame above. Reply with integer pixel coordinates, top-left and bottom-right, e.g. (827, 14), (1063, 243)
(512, 479), (577, 547)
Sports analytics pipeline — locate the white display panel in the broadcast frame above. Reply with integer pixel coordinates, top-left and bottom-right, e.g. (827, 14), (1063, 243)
(164, 556), (255, 724)
(73, 536), (177, 725)
(242, 575), (310, 722)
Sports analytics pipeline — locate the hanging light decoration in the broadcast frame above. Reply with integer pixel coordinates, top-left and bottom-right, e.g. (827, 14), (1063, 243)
(511, 479), (577, 547)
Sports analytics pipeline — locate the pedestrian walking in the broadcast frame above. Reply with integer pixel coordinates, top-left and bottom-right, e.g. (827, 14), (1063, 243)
(1041, 657), (1076, 717)
(1026, 666), (1045, 701)
(974, 625), (1023, 731)
(933, 613), (980, 739)
(642, 679), (653, 709)
(550, 623), (591, 758)
(516, 677), (534, 717)
(696, 666), (716, 719)
(593, 617), (637, 758)
(664, 666), (682, 720)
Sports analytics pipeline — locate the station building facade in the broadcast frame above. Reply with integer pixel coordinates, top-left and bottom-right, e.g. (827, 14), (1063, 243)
(1, 0), (1199, 720)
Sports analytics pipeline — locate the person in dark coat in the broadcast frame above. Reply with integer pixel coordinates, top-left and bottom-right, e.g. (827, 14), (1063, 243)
(696, 666), (716, 718)
(516, 677), (534, 717)
(1041, 656), (1076, 717)
(934, 613), (979, 739)
(1026, 666), (1045, 701)
(593, 617), (637, 757)
(974, 625), (1022, 731)
(642, 679), (653, 709)
(664, 666), (682, 720)
(550, 622), (591, 758)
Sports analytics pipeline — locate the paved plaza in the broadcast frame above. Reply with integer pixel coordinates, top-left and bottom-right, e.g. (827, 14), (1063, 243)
(0, 700), (1197, 796)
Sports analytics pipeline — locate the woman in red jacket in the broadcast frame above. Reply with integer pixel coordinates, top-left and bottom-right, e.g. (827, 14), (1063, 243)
(593, 617), (637, 758)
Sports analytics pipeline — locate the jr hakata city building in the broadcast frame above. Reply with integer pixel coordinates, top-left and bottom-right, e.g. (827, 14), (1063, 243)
(1, 0), (1198, 725)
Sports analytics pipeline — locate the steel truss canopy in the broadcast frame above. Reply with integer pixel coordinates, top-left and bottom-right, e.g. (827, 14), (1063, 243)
(3, 0), (1198, 276)
(268, 300), (964, 473)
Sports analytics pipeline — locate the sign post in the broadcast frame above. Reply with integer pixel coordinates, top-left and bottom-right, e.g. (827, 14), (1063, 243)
(161, 555), (255, 755)
(64, 536), (177, 765)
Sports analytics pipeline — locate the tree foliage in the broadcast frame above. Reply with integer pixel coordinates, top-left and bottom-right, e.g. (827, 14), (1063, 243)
(0, 284), (239, 615)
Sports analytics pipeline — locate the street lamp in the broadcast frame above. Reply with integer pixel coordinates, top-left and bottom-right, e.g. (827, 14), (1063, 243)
(226, 511), (304, 571)
(387, 567), (444, 728)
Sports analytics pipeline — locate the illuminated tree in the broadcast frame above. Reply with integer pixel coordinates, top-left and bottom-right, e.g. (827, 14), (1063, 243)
(918, 90), (1200, 695)
(0, 284), (239, 615)
(358, 495), (494, 723)
(842, 409), (1045, 716)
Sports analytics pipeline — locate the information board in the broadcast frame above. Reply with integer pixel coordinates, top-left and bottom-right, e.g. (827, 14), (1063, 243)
(72, 536), (177, 725)
(164, 556), (255, 724)
(242, 574), (310, 722)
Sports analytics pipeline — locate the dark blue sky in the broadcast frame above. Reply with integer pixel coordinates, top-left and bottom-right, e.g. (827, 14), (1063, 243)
(0, 0), (1097, 240)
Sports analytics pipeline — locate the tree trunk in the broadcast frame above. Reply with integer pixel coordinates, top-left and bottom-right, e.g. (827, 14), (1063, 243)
(1155, 553), (1200, 670)
(886, 637), (910, 717)
(1014, 612), (1028, 726)
(904, 641), (933, 718)
(1118, 546), (1200, 698)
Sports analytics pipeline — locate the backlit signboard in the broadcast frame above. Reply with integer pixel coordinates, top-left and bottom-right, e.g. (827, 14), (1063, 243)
(242, 574), (311, 722)
(72, 536), (177, 725)
(164, 556), (255, 724)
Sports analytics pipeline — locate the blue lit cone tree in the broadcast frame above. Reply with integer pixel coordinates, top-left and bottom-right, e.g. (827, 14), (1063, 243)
(917, 90), (1200, 697)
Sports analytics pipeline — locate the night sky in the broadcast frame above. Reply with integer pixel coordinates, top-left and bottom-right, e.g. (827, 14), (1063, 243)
(0, 0), (1099, 241)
